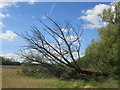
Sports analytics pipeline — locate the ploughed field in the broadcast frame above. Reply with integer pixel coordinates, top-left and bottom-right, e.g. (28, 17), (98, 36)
(2, 65), (118, 88)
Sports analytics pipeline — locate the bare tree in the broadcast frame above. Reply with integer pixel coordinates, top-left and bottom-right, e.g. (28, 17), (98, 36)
(20, 16), (104, 76)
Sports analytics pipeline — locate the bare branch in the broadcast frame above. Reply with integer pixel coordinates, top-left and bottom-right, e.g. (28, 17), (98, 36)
(20, 17), (85, 73)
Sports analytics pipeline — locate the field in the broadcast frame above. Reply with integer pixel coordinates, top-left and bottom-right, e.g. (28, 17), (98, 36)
(2, 65), (118, 88)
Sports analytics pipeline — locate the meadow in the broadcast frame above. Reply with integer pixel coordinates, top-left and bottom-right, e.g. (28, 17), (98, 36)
(2, 65), (118, 88)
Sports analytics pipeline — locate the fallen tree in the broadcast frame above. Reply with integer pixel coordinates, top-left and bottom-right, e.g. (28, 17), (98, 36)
(20, 16), (107, 77)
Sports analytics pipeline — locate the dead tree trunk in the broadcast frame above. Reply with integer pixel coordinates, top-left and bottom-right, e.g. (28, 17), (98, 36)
(19, 16), (106, 76)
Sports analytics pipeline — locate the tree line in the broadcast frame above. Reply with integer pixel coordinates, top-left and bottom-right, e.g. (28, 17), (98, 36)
(1, 57), (21, 66)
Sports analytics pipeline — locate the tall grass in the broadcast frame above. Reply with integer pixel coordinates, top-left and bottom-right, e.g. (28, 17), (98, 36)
(2, 66), (118, 88)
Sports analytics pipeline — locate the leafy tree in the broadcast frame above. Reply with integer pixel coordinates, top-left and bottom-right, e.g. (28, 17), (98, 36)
(1, 56), (20, 65)
(85, 1), (120, 78)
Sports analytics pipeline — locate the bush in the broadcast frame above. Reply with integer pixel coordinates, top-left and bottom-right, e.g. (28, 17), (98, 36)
(21, 62), (66, 78)
(21, 62), (82, 80)
(21, 61), (110, 82)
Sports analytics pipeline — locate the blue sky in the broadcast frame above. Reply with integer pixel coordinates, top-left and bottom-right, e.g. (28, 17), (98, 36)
(0, 2), (112, 61)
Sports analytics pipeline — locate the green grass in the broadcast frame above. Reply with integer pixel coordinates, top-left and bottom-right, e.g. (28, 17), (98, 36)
(2, 65), (118, 88)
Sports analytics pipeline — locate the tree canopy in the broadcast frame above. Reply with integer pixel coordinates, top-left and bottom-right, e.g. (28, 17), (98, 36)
(84, 2), (119, 78)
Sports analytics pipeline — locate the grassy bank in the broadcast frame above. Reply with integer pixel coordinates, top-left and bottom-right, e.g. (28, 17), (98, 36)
(2, 65), (118, 88)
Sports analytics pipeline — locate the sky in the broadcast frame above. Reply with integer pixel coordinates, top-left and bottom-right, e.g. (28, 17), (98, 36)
(0, 1), (113, 62)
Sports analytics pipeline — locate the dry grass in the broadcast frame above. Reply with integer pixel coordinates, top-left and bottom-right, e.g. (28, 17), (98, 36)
(84, 85), (93, 88)
(2, 66), (84, 88)
(2, 65), (118, 88)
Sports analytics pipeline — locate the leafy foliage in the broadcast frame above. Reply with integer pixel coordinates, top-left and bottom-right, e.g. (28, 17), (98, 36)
(84, 2), (120, 79)
(1, 57), (20, 66)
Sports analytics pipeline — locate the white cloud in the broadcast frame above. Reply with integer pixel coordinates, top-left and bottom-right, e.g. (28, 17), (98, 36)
(61, 29), (68, 32)
(58, 36), (82, 43)
(79, 4), (111, 29)
(58, 38), (63, 43)
(28, 0), (37, 4)
(0, 30), (17, 41)
(65, 36), (81, 41)
(0, 0), (39, 9)
(72, 51), (83, 59)
(31, 16), (36, 19)
(0, 22), (4, 28)
(0, 13), (10, 28)
(24, 49), (38, 53)
(0, 13), (10, 18)
(81, 10), (85, 14)
(41, 15), (46, 19)
(0, 22), (2, 26)
(0, 53), (20, 60)
(0, 2), (17, 8)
